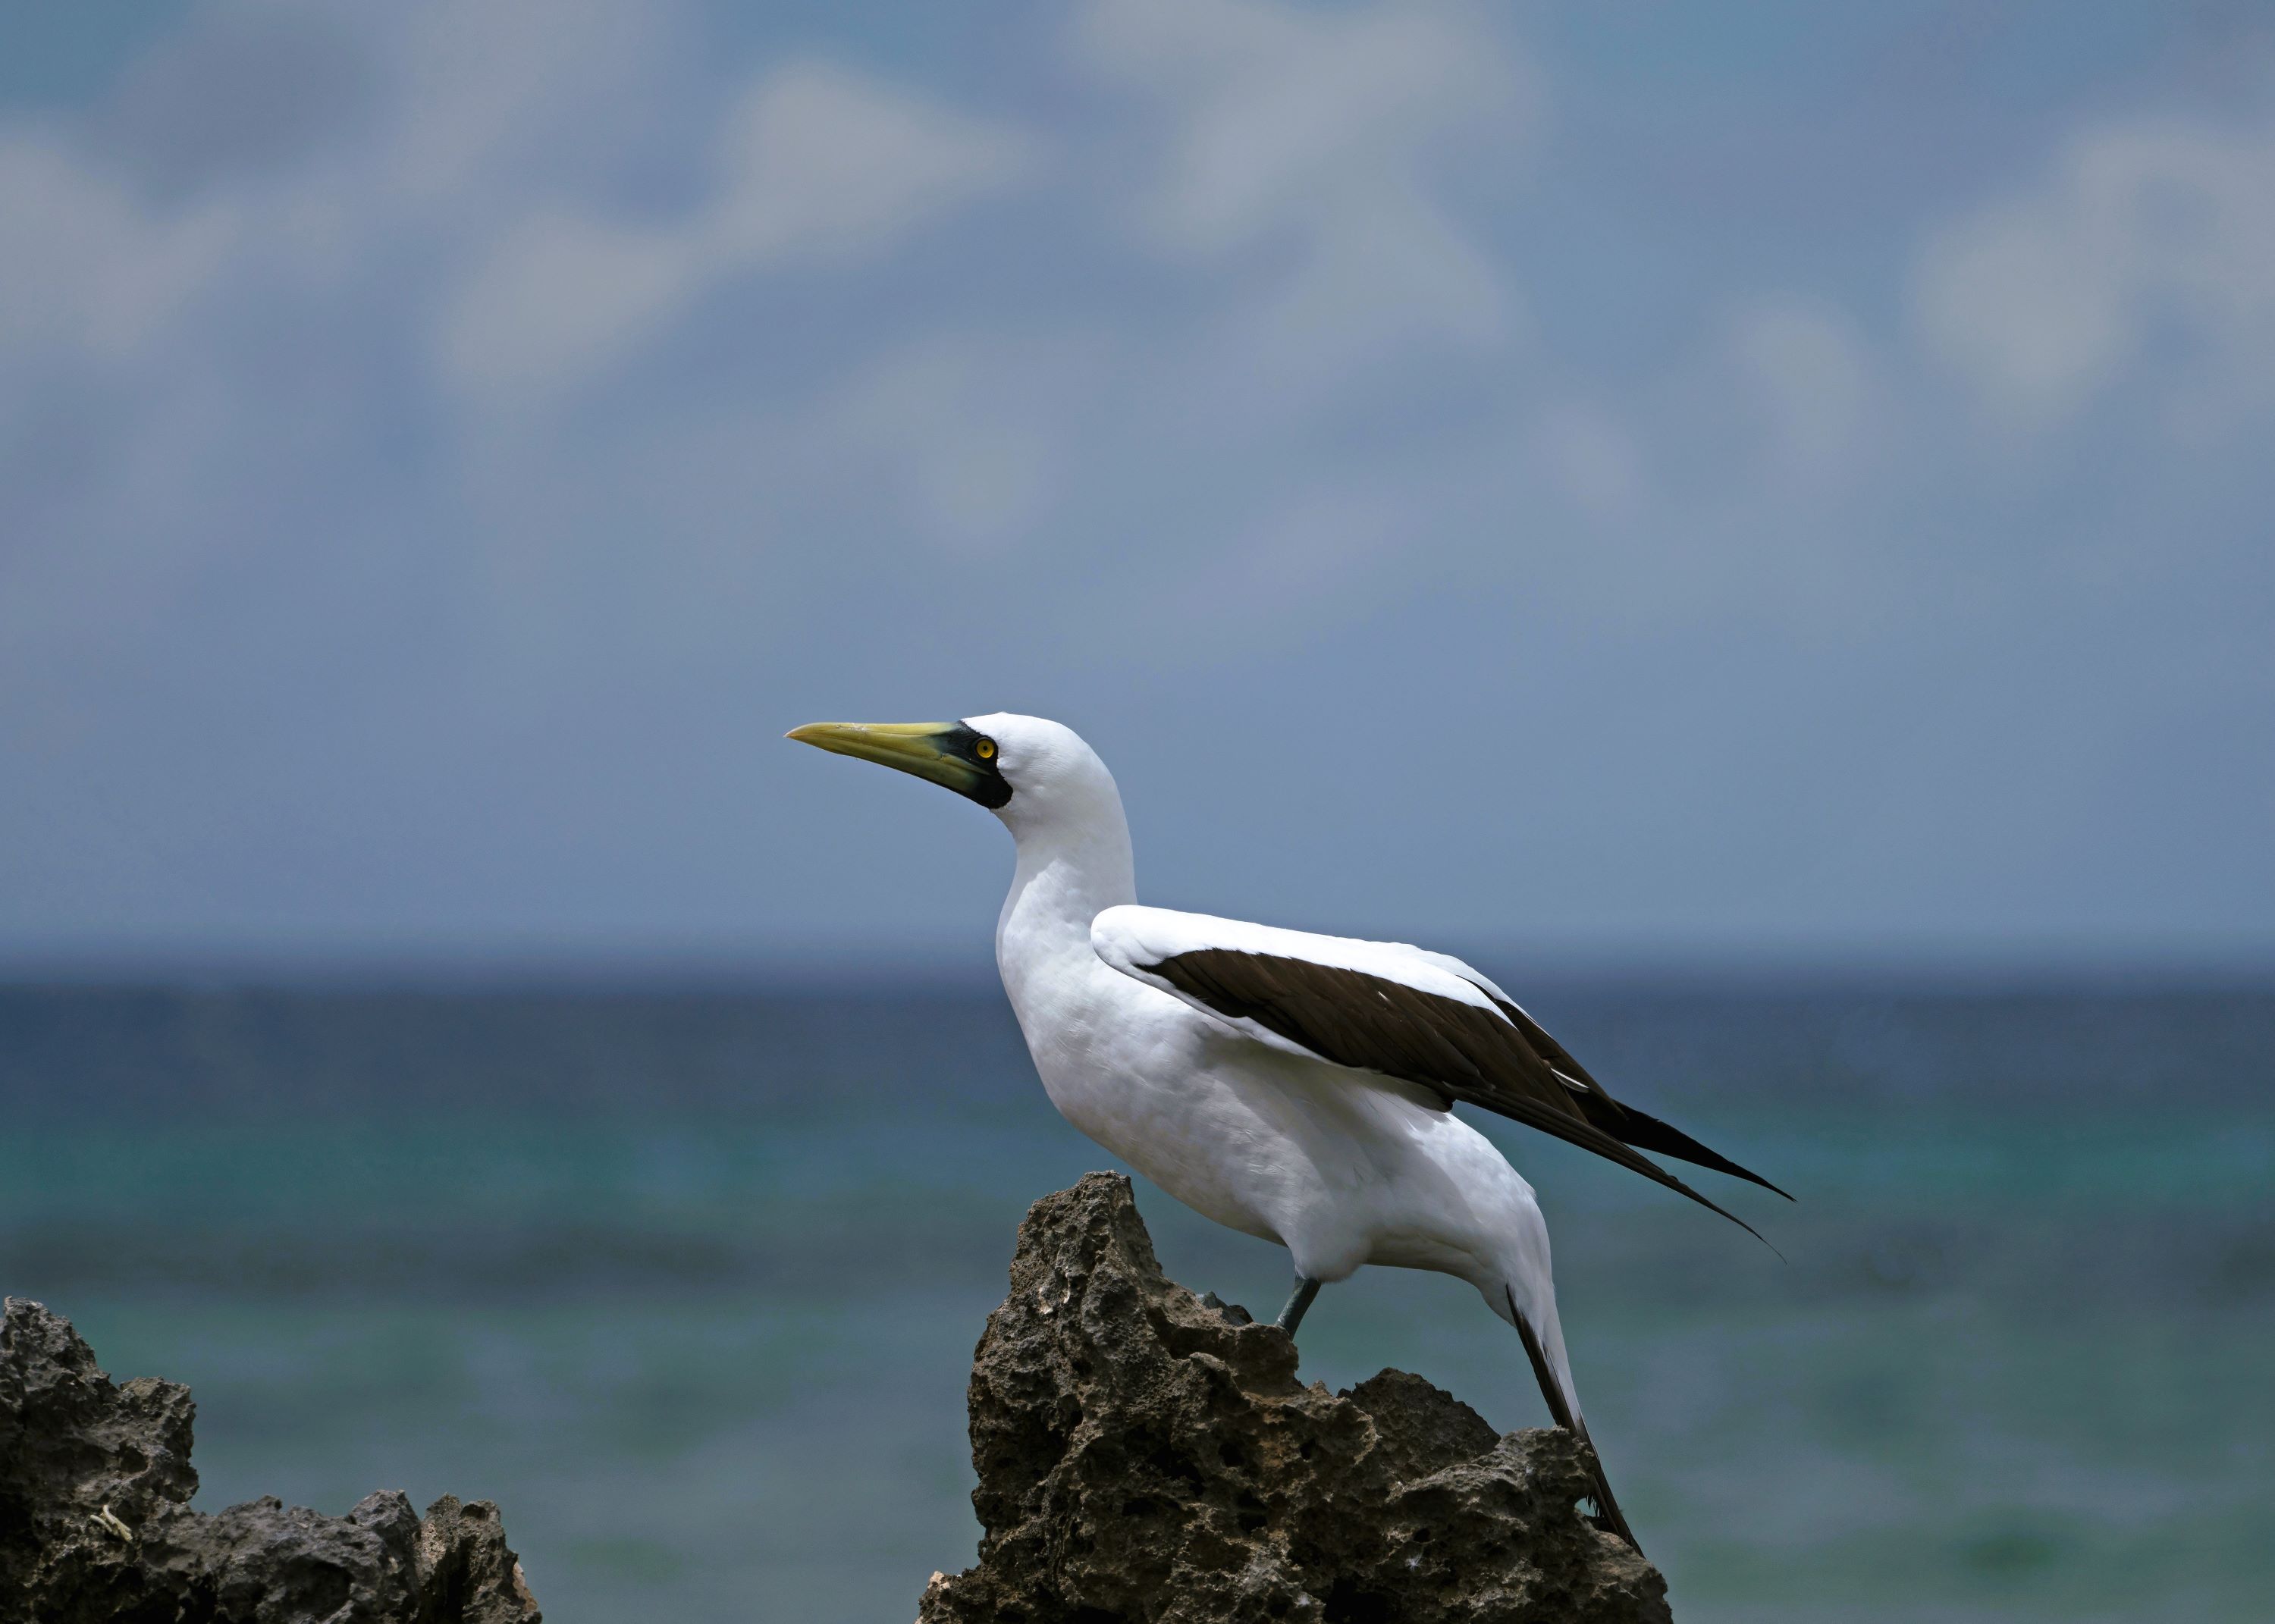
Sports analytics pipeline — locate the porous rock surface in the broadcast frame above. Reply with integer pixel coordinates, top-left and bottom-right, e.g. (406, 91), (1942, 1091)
(918, 1173), (1671, 1624)
(0, 1296), (539, 1624)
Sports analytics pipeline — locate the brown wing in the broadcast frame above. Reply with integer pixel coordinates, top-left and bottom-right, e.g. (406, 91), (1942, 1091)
(1145, 946), (1775, 1243)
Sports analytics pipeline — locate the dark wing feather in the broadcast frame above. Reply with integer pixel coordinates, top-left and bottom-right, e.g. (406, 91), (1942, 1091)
(1565, 1093), (1792, 1199)
(1481, 993), (1793, 1199)
(1147, 948), (1774, 1244)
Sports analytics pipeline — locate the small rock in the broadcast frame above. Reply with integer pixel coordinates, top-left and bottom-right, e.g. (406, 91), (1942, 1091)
(1196, 1291), (1254, 1326)
(0, 1296), (541, 1624)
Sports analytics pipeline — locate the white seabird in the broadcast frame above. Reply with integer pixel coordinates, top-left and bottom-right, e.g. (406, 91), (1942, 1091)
(789, 713), (1786, 1551)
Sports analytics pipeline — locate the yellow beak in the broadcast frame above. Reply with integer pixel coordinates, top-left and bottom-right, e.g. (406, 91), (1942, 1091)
(786, 721), (1008, 807)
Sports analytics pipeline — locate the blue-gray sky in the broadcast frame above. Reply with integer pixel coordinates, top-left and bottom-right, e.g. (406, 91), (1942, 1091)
(3, 1), (2270, 970)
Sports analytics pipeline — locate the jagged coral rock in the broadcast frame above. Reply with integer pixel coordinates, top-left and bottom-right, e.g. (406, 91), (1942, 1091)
(0, 1296), (539, 1624)
(918, 1174), (1671, 1624)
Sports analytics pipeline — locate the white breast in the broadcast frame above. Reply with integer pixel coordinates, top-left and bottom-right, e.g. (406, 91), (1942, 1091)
(998, 911), (1279, 1237)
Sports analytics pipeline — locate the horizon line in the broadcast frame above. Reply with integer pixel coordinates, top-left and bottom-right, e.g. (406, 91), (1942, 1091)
(3, 938), (2271, 996)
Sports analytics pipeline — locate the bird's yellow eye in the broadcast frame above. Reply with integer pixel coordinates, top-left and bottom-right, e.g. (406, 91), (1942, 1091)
(976, 738), (996, 760)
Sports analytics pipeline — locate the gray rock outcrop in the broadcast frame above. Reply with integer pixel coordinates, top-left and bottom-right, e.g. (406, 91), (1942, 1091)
(918, 1173), (1671, 1624)
(0, 1296), (539, 1624)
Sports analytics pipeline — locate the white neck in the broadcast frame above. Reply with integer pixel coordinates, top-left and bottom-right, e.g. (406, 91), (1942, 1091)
(993, 793), (1138, 980)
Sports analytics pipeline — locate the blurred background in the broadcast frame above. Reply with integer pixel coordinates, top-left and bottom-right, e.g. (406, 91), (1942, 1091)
(3, 2), (2271, 1619)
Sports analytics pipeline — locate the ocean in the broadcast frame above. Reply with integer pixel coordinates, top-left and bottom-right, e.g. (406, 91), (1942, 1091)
(3, 976), (2270, 1622)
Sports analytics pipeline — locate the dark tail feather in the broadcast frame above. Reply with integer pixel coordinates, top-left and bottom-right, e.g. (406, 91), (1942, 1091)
(1571, 1416), (1640, 1554)
(1507, 1287), (1643, 1557)
(1574, 1093), (1793, 1201)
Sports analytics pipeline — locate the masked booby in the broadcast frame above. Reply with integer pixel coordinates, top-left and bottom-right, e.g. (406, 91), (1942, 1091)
(788, 713), (1786, 1552)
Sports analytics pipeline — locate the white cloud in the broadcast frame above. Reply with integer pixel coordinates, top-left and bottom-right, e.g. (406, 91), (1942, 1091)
(378, 0), (684, 208)
(1081, 0), (1529, 254)
(709, 65), (1037, 264)
(1176, 485), (1411, 644)
(1914, 115), (2275, 431)
(0, 138), (242, 361)
(439, 63), (1040, 398)
(0, 1), (1052, 704)
(804, 334), (1084, 553)
(1499, 293), (1892, 638)
(1076, 0), (1537, 374)
(1721, 297), (1876, 491)
(1527, 403), (1646, 526)
(443, 208), (698, 397)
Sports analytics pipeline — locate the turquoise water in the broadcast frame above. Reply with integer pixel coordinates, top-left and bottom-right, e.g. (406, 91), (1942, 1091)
(4, 982), (2272, 1621)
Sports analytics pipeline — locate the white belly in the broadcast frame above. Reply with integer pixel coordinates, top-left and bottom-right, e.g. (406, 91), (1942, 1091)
(1003, 955), (1538, 1287)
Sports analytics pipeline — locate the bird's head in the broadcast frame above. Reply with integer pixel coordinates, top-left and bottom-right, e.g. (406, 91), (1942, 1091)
(786, 713), (1119, 832)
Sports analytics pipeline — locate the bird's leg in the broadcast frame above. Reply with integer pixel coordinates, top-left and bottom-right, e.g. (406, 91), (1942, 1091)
(1505, 1286), (1641, 1555)
(1275, 1275), (1322, 1335)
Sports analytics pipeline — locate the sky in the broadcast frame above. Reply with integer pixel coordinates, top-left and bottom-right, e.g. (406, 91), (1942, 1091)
(2, 0), (2270, 973)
